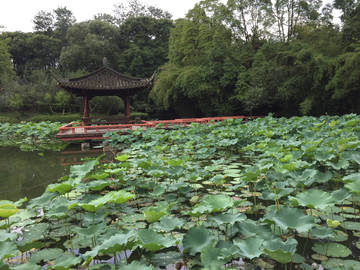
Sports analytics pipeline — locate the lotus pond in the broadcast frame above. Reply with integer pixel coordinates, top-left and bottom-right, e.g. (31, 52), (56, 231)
(2, 114), (360, 270)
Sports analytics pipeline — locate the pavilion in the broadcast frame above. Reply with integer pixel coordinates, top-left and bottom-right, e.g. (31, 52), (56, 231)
(51, 58), (155, 124)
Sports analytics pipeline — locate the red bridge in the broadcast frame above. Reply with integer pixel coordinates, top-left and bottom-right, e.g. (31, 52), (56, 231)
(56, 116), (262, 141)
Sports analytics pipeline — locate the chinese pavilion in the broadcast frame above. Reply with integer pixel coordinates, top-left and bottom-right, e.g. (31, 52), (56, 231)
(51, 58), (155, 124)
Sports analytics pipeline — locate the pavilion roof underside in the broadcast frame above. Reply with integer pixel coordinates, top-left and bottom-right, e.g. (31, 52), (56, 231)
(51, 67), (155, 91)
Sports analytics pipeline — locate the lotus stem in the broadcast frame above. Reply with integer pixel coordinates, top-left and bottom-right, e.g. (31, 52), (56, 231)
(302, 231), (310, 256)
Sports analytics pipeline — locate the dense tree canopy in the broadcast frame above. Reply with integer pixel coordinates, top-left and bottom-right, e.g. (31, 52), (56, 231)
(1, 0), (360, 118)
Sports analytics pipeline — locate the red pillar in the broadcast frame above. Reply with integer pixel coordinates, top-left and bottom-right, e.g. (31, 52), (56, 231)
(124, 95), (130, 119)
(83, 92), (90, 124)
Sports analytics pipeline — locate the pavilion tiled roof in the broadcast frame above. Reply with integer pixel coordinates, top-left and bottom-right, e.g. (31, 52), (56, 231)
(51, 66), (155, 91)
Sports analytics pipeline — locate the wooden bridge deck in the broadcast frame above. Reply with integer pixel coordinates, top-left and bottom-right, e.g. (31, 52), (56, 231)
(56, 116), (261, 141)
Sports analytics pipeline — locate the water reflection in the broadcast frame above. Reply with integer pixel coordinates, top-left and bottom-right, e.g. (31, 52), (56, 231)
(0, 144), (111, 202)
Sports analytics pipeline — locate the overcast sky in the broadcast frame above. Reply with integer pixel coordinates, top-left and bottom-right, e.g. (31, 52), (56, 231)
(0, 0), (203, 32)
(1, 0), (340, 33)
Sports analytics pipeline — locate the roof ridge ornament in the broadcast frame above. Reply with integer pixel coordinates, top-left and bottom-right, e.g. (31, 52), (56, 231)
(103, 57), (107, 67)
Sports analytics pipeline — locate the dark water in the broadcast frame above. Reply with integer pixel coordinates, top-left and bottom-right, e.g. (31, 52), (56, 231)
(0, 144), (107, 202)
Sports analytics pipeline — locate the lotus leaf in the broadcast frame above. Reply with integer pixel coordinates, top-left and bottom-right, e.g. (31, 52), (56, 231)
(310, 226), (334, 238)
(183, 226), (216, 255)
(184, 204), (213, 218)
(201, 195), (234, 212)
(233, 236), (264, 259)
(137, 229), (176, 252)
(263, 237), (297, 264)
(322, 259), (360, 270)
(0, 241), (18, 260)
(70, 159), (98, 177)
(345, 181), (360, 196)
(84, 231), (137, 259)
(289, 189), (336, 210)
(144, 205), (168, 223)
(0, 230), (18, 242)
(271, 207), (314, 232)
(108, 190), (135, 204)
(312, 243), (351, 257)
(121, 260), (157, 270)
(201, 246), (227, 268)
(331, 188), (352, 203)
(86, 180), (111, 190)
(0, 204), (18, 218)
(340, 221), (360, 231)
(47, 255), (82, 270)
(152, 216), (185, 232)
(28, 248), (64, 263)
(234, 219), (272, 237)
(208, 212), (246, 227)
(9, 262), (42, 270)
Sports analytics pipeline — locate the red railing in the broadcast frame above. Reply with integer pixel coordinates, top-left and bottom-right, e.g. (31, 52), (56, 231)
(57, 116), (264, 140)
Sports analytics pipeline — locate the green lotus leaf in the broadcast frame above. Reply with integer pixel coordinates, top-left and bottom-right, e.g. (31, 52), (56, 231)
(326, 160), (350, 170)
(9, 262), (42, 270)
(150, 185), (166, 196)
(46, 255), (82, 270)
(167, 159), (183, 167)
(201, 195), (234, 212)
(0, 204), (18, 218)
(234, 219), (272, 237)
(28, 248), (64, 263)
(314, 150), (335, 162)
(90, 173), (109, 180)
(115, 154), (129, 162)
(86, 180), (111, 190)
(45, 205), (68, 219)
(69, 195), (109, 212)
(201, 246), (227, 268)
(70, 159), (98, 177)
(314, 171), (333, 183)
(208, 212), (246, 226)
(289, 189), (336, 210)
(345, 181), (360, 196)
(47, 182), (74, 195)
(233, 236), (264, 259)
(310, 226), (334, 239)
(152, 216), (185, 232)
(340, 221), (360, 231)
(183, 226), (216, 256)
(144, 205), (168, 223)
(312, 243), (351, 257)
(0, 230), (18, 242)
(84, 231), (137, 259)
(20, 223), (49, 243)
(26, 192), (57, 209)
(263, 237), (297, 264)
(322, 259), (360, 270)
(331, 188), (352, 203)
(342, 173), (360, 182)
(184, 204), (213, 218)
(242, 166), (261, 181)
(137, 229), (176, 252)
(108, 190), (135, 204)
(72, 222), (106, 238)
(121, 260), (157, 270)
(0, 241), (18, 260)
(271, 207), (314, 232)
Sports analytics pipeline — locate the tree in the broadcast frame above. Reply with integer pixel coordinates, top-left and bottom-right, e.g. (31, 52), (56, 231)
(113, 0), (172, 25)
(0, 38), (15, 85)
(32, 10), (54, 35)
(53, 7), (76, 44)
(60, 20), (120, 72)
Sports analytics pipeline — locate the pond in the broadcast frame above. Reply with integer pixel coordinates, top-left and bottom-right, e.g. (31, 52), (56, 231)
(0, 144), (112, 202)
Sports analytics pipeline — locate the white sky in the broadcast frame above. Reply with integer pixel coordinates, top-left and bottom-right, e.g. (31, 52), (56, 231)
(1, 0), (203, 33)
(1, 0), (341, 33)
